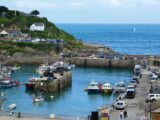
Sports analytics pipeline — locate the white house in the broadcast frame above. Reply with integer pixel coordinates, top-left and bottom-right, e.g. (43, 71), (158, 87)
(30, 23), (45, 31)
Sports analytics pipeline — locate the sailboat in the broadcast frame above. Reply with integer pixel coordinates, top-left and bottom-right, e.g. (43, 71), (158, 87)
(133, 27), (136, 32)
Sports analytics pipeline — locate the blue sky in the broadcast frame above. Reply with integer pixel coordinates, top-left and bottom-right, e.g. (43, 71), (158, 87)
(1, 0), (160, 23)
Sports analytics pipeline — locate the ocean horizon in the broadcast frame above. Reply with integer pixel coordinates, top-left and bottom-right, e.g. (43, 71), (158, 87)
(56, 23), (160, 55)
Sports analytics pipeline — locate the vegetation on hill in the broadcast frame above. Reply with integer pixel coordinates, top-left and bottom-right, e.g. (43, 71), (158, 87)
(0, 6), (84, 50)
(0, 41), (55, 55)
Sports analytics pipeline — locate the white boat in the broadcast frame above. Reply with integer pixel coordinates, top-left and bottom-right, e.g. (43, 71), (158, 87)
(8, 104), (17, 110)
(33, 92), (44, 102)
(86, 80), (99, 94)
(114, 80), (126, 93)
(102, 82), (113, 94)
(34, 97), (44, 102)
(37, 64), (49, 75)
(12, 66), (21, 71)
(133, 27), (136, 32)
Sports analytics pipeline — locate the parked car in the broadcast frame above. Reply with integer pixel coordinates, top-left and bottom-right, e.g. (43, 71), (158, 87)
(132, 77), (139, 84)
(146, 93), (160, 102)
(127, 85), (135, 90)
(150, 74), (158, 80)
(126, 86), (136, 99)
(129, 80), (137, 87)
(114, 100), (126, 110)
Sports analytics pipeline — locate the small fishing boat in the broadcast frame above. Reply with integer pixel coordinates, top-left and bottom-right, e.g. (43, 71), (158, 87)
(25, 82), (35, 90)
(86, 80), (99, 94)
(114, 80), (126, 93)
(34, 97), (44, 102)
(0, 80), (20, 89)
(11, 66), (21, 71)
(8, 104), (17, 110)
(102, 82), (113, 94)
(37, 64), (49, 75)
(33, 92), (44, 102)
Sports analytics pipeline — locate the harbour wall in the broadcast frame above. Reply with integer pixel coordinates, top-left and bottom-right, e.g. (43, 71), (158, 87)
(34, 72), (72, 92)
(8, 52), (140, 69)
(65, 57), (137, 69)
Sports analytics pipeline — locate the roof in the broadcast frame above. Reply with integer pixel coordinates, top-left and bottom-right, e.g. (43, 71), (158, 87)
(0, 30), (8, 35)
(6, 29), (22, 35)
(32, 23), (44, 26)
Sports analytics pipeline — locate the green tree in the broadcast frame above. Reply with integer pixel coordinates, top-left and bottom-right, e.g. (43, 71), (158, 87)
(0, 6), (8, 15)
(30, 10), (40, 16)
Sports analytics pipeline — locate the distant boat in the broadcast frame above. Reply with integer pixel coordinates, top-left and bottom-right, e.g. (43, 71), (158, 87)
(133, 28), (136, 32)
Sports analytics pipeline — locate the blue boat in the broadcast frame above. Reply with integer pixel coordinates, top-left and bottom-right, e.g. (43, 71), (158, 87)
(0, 80), (20, 89)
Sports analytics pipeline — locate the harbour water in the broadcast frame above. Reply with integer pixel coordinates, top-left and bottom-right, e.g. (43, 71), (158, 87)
(1, 65), (132, 117)
(57, 24), (160, 55)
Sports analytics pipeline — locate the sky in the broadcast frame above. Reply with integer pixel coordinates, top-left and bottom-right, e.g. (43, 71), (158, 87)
(1, 0), (160, 23)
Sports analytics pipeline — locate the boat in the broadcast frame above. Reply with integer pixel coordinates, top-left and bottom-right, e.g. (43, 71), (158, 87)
(102, 82), (113, 94)
(8, 104), (17, 110)
(34, 97), (44, 102)
(86, 80), (100, 94)
(33, 92), (44, 102)
(114, 80), (126, 93)
(25, 76), (37, 90)
(133, 27), (136, 32)
(11, 66), (21, 71)
(37, 64), (49, 75)
(0, 80), (20, 89)
(25, 82), (35, 90)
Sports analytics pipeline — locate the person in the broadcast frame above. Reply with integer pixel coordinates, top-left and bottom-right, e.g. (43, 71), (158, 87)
(120, 111), (123, 120)
(9, 111), (13, 116)
(124, 110), (127, 119)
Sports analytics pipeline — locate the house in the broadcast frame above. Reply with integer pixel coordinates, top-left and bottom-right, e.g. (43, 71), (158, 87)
(0, 30), (9, 37)
(30, 23), (45, 31)
(6, 29), (22, 38)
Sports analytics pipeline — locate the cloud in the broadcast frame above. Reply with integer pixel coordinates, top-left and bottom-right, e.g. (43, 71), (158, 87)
(14, 0), (58, 10)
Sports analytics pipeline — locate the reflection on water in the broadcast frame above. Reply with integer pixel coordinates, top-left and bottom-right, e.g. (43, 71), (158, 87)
(1, 65), (132, 117)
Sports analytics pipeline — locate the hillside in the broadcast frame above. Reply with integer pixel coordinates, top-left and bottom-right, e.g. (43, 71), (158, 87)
(0, 7), (83, 49)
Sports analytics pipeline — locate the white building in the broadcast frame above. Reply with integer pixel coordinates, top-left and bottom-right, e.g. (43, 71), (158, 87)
(30, 23), (45, 31)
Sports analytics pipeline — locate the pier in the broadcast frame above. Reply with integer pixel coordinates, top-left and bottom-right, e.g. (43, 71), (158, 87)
(34, 71), (72, 92)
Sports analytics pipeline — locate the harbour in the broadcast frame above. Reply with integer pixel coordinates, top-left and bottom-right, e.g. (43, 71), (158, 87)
(0, 65), (132, 118)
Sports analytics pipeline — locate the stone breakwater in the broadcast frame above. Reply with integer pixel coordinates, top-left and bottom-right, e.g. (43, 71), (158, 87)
(8, 52), (139, 69)
(35, 72), (72, 92)
(4, 52), (154, 69)
(65, 57), (137, 69)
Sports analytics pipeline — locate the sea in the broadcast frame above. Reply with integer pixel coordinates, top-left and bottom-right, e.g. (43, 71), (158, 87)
(57, 24), (160, 55)
(2, 24), (159, 118)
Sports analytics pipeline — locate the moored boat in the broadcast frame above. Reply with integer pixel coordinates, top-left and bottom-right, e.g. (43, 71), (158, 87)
(102, 82), (113, 94)
(0, 80), (20, 89)
(8, 104), (17, 110)
(114, 80), (126, 93)
(33, 92), (44, 102)
(86, 80), (100, 94)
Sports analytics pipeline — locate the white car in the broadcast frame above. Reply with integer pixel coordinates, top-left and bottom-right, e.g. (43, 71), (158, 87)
(114, 100), (126, 110)
(146, 93), (160, 102)
(127, 85), (135, 89)
(150, 74), (158, 80)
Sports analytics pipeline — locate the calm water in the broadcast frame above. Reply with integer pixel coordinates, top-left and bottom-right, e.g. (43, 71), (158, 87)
(56, 24), (160, 55)
(2, 65), (132, 117)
